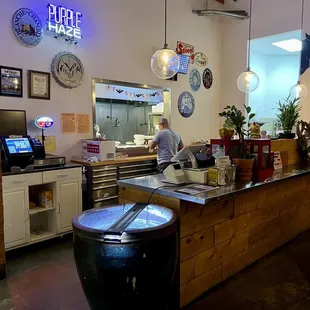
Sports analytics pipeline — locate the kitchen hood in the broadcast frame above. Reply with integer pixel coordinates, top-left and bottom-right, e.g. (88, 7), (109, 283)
(192, 1), (249, 20)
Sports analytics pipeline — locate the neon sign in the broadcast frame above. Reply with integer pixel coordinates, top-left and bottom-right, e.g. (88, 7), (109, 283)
(47, 4), (82, 39)
(35, 116), (54, 129)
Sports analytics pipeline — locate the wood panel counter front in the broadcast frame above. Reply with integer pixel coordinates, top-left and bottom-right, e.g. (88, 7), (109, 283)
(118, 164), (310, 307)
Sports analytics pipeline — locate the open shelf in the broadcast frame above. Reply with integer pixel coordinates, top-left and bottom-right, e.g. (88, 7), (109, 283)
(29, 207), (55, 215)
(30, 231), (56, 242)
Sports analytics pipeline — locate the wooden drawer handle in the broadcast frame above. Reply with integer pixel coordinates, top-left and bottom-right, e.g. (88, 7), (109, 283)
(200, 236), (204, 240)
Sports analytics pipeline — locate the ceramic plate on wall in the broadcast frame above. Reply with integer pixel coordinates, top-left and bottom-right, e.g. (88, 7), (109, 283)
(12, 8), (43, 47)
(203, 68), (213, 89)
(178, 91), (195, 118)
(189, 69), (201, 92)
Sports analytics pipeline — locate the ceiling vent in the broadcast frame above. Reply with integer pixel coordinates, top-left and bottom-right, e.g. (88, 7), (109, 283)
(192, 0), (249, 20)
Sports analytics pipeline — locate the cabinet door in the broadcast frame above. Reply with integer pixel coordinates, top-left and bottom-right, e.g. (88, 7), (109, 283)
(57, 179), (81, 233)
(3, 187), (29, 249)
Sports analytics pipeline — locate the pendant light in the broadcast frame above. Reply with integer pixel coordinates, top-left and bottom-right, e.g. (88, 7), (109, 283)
(290, 0), (308, 100)
(151, 0), (180, 80)
(237, 0), (259, 93)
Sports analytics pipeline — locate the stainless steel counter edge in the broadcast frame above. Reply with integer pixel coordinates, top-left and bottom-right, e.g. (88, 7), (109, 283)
(2, 164), (82, 176)
(118, 163), (310, 205)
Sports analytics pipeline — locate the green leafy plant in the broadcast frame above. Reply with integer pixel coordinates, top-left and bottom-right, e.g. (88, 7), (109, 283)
(219, 105), (255, 159)
(276, 96), (301, 133)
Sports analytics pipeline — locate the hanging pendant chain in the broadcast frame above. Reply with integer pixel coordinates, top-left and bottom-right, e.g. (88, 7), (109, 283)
(164, 0), (168, 48)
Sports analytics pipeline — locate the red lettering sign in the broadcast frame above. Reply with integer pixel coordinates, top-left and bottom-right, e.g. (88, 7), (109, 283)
(176, 41), (195, 64)
(86, 143), (100, 154)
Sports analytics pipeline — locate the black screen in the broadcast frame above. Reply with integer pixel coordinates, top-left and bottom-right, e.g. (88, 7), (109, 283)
(0, 110), (27, 136)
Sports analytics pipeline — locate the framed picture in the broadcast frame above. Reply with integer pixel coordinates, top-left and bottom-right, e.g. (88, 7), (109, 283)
(28, 70), (51, 100)
(0, 66), (23, 97)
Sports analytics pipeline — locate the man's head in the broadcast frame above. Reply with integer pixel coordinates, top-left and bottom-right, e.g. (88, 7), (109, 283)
(158, 118), (169, 130)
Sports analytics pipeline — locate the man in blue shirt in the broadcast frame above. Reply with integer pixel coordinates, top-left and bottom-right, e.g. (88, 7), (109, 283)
(150, 118), (184, 173)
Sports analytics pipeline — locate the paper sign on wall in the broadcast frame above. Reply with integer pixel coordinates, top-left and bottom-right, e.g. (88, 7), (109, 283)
(61, 113), (76, 133)
(36, 136), (56, 153)
(77, 114), (90, 133)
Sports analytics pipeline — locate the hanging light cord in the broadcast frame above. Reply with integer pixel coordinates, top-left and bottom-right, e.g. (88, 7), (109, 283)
(298, 0), (305, 81)
(247, 0), (253, 71)
(164, 0), (168, 48)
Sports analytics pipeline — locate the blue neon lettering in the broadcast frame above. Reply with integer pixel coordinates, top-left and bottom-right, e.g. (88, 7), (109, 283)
(47, 4), (82, 38)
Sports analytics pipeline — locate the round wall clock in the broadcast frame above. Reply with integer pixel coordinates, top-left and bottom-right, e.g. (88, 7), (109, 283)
(203, 68), (213, 89)
(178, 91), (195, 118)
(189, 69), (201, 92)
(12, 8), (43, 47)
(51, 52), (84, 88)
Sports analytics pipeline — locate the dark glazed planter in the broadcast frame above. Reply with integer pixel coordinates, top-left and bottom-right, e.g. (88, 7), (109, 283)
(72, 204), (179, 310)
(279, 132), (296, 139)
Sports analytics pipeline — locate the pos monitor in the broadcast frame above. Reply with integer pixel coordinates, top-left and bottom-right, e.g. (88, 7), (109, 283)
(0, 136), (35, 171)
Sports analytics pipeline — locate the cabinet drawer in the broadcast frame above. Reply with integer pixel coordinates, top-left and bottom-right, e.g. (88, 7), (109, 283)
(43, 168), (81, 183)
(92, 175), (117, 184)
(92, 180), (117, 190)
(94, 197), (118, 208)
(3, 172), (42, 189)
(92, 186), (118, 200)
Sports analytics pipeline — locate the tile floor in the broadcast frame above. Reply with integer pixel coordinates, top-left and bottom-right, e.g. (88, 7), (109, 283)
(2, 231), (310, 309)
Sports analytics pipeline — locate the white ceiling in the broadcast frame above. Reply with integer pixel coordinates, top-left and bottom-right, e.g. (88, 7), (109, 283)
(251, 30), (302, 56)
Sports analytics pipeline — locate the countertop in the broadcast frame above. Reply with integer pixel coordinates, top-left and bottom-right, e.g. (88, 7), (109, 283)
(2, 163), (82, 176)
(118, 163), (310, 205)
(71, 154), (157, 167)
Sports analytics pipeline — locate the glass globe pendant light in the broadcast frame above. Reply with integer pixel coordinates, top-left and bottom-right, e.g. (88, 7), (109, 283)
(151, 0), (180, 79)
(290, 0), (307, 100)
(237, 0), (259, 93)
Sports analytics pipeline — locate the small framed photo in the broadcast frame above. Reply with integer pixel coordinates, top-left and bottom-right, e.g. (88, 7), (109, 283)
(28, 70), (51, 100)
(0, 66), (23, 97)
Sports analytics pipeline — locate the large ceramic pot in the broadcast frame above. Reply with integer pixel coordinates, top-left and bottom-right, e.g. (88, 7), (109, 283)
(72, 204), (179, 310)
(235, 158), (254, 181)
(219, 128), (234, 140)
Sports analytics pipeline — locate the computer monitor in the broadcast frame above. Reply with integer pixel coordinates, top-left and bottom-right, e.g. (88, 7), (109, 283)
(0, 109), (27, 136)
(172, 147), (198, 168)
(1, 136), (34, 156)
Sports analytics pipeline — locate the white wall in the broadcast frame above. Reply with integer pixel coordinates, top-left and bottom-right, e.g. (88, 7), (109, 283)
(0, 0), (223, 159)
(221, 0), (306, 114)
(250, 52), (299, 119)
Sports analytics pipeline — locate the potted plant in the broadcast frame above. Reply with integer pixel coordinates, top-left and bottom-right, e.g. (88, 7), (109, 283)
(276, 96), (301, 139)
(219, 105), (255, 181)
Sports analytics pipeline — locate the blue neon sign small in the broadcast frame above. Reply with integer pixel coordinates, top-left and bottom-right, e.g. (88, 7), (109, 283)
(47, 4), (82, 39)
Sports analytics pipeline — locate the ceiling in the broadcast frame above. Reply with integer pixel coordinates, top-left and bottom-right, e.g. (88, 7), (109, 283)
(251, 30), (302, 56)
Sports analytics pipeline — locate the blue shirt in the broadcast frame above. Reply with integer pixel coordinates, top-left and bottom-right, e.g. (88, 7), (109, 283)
(153, 129), (182, 164)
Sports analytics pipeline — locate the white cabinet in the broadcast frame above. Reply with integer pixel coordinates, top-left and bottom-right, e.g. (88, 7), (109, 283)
(2, 167), (82, 250)
(3, 187), (29, 248)
(57, 178), (82, 233)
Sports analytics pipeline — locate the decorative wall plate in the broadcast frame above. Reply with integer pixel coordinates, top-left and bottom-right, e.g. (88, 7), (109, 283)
(178, 91), (195, 118)
(189, 69), (201, 92)
(12, 8), (43, 47)
(203, 68), (213, 89)
(194, 52), (208, 67)
(51, 52), (84, 88)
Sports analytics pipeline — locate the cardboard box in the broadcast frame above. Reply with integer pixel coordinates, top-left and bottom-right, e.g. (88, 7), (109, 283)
(39, 190), (53, 208)
(82, 140), (116, 161)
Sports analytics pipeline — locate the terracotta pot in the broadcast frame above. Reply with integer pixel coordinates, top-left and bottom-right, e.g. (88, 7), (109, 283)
(235, 158), (254, 181)
(219, 128), (234, 140)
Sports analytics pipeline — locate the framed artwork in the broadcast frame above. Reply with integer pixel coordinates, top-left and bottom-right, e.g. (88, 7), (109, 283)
(28, 70), (51, 100)
(0, 66), (23, 97)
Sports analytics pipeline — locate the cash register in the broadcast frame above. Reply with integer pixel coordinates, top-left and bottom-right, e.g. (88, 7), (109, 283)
(0, 110), (66, 172)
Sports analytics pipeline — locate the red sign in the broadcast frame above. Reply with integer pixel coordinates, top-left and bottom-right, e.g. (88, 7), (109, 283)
(86, 143), (100, 154)
(177, 41), (195, 64)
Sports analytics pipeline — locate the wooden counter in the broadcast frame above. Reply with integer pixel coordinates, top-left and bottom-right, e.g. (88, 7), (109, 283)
(71, 154), (157, 167)
(119, 165), (310, 307)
